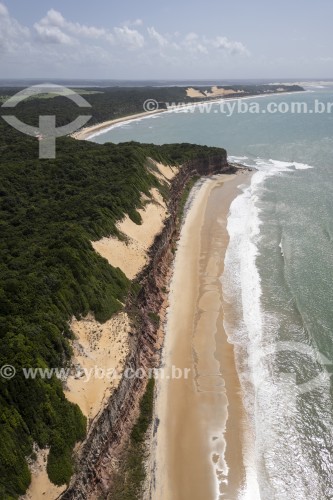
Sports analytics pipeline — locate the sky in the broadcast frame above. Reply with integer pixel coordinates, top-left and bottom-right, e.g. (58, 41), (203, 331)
(1, 0), (333, 80)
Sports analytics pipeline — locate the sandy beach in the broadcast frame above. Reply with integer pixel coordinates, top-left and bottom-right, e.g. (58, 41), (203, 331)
(152, 170), (252, 500)
(72, 109), (166, 141)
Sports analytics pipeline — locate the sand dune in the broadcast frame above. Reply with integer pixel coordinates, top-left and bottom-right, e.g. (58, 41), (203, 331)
(186, 86), (244, 99)
(22, 448), (66, 500)
(65, 311), (130, 421)
(92, 187), (168, 279)
(25, 312), (130, 499)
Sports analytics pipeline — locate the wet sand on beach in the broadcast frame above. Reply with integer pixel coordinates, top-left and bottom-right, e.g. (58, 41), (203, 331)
(153, 171), (252, 500)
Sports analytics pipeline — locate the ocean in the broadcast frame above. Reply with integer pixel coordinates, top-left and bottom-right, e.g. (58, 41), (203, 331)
(91, 85), (333, 499)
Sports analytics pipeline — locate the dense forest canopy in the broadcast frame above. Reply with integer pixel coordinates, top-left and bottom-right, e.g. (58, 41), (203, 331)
(0, 100), (227, 498)
(0, 84), (304, 128)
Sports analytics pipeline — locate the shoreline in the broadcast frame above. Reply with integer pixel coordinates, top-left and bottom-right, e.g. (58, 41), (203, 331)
(72, 89), (306, 141)
(71, 108), (166, 141)
(152, 170), (253, 499)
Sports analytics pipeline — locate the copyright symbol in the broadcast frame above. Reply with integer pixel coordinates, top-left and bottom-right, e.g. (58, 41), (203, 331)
(0, 365), (16, 380)
(143, 99), (159, 112)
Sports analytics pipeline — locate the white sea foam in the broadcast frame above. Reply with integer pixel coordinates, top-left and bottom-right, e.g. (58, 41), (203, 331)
(229, 155), (249, 163)
(293, 161), (313, 169)
(229, 155), (314, 173)
(222, 163), (264, 500)
(222, 157), (322, 500)
(87, 112), (164, 139)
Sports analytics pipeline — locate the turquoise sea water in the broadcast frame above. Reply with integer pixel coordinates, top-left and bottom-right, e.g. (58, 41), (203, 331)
(91, 87), (333, 499)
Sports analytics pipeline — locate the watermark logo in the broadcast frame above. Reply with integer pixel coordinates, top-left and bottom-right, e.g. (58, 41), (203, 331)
(143, 99), (159, 112)
(143, 98), (333, 117)
(1, 84), (92, 159)
(0, 364), (16, 380)
(0, 364), (190, 382)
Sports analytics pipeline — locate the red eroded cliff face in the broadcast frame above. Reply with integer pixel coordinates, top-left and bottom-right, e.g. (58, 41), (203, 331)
(61, 154), (234, 499)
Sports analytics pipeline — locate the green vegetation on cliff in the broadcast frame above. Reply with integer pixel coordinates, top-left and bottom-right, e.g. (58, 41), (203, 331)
(109, 378), (155, 500)
(0, 115), (226, 498)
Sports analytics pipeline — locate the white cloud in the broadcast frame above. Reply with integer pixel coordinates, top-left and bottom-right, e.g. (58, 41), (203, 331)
(34, 9), (144, 49)
(212, 36), (249, 55)
(34, 24), (74, 45)
(40, 8), (65, 28)
(180, 32), (249, 56)
(114, 26), (144, 49)
(0, 2), (30, 53)
(71, 24), (107, 39)
(0, 2), (7, 16)
(183, 32), (208, 54)
(34, 9), (107, 43)
(147, 27), (169, 48)
(32, 8), (249, 57)
(0, 3), (250, 77)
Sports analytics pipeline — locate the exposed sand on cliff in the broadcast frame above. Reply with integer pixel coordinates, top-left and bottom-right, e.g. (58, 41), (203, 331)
(147, 158), (179, 182)
(23, 312), (130, 500)
(185, 87), (206, 98)
(22, 448), (66, 500)
(65, 311), (130, 421)
(152, 171), (252, 500)
(92, 187), (168, 279)
(208, 85), (245, 97)
(186, 86), (244, 99)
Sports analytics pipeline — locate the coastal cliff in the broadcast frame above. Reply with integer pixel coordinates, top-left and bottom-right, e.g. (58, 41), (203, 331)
(61, 154), (235, 499)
